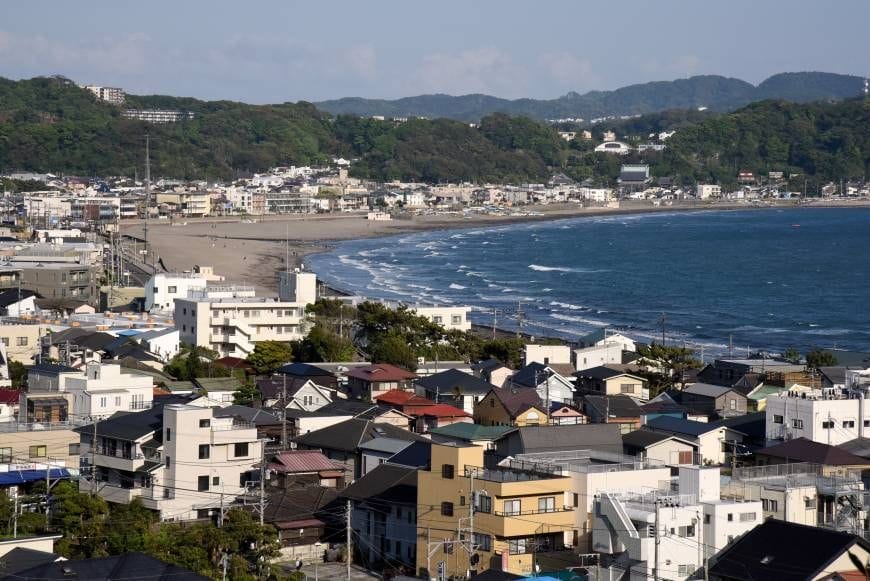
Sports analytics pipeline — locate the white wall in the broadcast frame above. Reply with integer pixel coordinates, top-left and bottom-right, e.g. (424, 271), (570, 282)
(765, 395), (863, 445)
(573, 343), (623, 371)
(524, 345), (571, 366)
(146, 273), (208, 312)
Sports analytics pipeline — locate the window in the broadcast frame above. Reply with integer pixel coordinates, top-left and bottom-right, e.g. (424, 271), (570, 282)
(508, 539), (528, 555)
(704, 514), (711, 524)
(168, 285), (177, 293)
(99, 397), (107, 408)
(490, 398), (495, 407)
(740, 512), (756, 522)
(678, 525), (696, 537)
(198, 444), (210, 459)
(792, 419), (803, 429)
(441, 464), (454, 479)
(678, 565), (696, 577)
(762, 498), (779, 512)
(843, 420), (856, 429)
(0, 338), (7, 346)
(729, 399), (737, 410)
(213, 476), (220, 486)
(538, 496), (556, 513)
(678, 450), (694, 464)
(573, 493), (579, 508)
(472, 533), (492, 552)
(822, 420), (835, 429)
(773, 414), (783, 424)
(0, 447), (11, 462)
(805, 498), (817, 509)
(165, 456), (171, 469)
(459, 496), (465, 506)
(441, 502), (454, 517)
(444, 540), (454, 554)
(29, 445), (47, 458)
(864, 420), (870, 428)
(198, 475), (209, 491)
(476, 495), (492, 514)
(199, 419), (210, 428)
(240, 472), (249, 487)
(163, 487), (172, 499)
(68, 443), (80, 456)
(115, 396), (121, 406)
(451, 315), (462, 326)
(166, 428), (171, 442)
(234, 443), (249, 457)
(620, 383), (635, 394)
(433, 316), (443, 324)
(727, 513), (733, 522)
(15, 336), (27, 347)
(503, 499), (521, 516)
(153, 287), (158, 293)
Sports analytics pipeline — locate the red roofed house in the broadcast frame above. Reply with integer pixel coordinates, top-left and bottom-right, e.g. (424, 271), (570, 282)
(414, 403), (472, 433)
(269, 450), (347, 489)
(347, 364), (417, 402)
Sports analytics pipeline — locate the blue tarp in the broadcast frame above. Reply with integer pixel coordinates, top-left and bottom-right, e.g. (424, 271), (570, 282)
(0, 469), (71, 486)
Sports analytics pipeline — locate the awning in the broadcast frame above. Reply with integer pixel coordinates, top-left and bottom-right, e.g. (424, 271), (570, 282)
(0, 469), (70, 486)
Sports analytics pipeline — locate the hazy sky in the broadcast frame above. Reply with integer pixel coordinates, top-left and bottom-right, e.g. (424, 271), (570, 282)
(1, 1), (867, 103)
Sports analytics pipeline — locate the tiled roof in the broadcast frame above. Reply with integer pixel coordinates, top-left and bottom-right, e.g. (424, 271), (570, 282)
(491, 387), (542, 416)
(374, 390), (416, 405)
(346, 363), (417, 382)
(0, 389), (21, 404)
(269, 450), (345, 474)
(416, 403), (470, 418)
(757, 437), (870, 466)
(429, 422), (516, 441)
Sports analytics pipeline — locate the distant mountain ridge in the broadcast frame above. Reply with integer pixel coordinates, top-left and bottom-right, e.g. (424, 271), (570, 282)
(315, 72), (864, 121)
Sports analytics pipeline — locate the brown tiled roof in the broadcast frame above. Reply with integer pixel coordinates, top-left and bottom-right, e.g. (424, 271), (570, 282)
(492, 387), (542, 416)
(346, 364), (417, 382)
(269, 450), (346, 474)
(758, 437), (870, 466)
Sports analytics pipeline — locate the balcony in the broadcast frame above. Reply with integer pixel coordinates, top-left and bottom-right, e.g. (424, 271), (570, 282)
(93, 445), (146, 471)
(211, 422), (257, 445)
(493, 506), (573, 517)
(129, 400), (152, 411)
(476, 506), (574, 538)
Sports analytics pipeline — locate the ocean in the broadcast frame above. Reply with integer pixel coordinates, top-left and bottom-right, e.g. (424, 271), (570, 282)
(307, 207), (870, 356)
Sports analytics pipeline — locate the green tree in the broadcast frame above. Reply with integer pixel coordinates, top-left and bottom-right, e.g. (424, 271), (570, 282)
(8, 360), (27, 388)
(51, 480), (110, 558)
(637, 342), (703, 390)
(246, 341), (295, 375)
(105, 499), (155, 554)
(165, 345), (228, 380)
(806, 349), (837, 369)
(293, 325), (356, 362)
(782, 346), (801, 364)
(233, 380), (261, 406)
(369, 332), (419, 371)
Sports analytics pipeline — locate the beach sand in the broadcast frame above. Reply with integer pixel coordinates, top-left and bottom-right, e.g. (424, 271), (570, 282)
(120, 199), (814, 292)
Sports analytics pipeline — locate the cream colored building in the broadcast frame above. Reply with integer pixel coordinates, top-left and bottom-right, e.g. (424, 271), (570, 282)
(174, 285), (310, 358)
(0, 423), (81, 469)
(0, 323), (48, 363)
(412, 306), (471, 332)
(80, 403), (263, 521)
(156, 191), (211, 217)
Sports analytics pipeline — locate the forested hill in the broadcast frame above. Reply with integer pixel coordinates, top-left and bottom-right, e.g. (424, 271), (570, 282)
(0, 76), (867, 186)
(316, 72), (864, 121)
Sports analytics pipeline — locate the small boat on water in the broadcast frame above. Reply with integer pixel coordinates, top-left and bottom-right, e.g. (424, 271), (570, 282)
(791, 224), (801, 228)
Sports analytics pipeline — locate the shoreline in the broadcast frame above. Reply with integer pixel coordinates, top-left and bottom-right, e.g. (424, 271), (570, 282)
(121, 199), (870, 293)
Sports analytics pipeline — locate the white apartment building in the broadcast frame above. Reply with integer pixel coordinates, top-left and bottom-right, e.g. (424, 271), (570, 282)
(83, 85), (126, 105)
(145, 266), (224, 313)
(79, 403), (262, 521)
(765, 370), (870, 445)
(696, 184), (721, 199)
(573, 343), (624, 372)
(65, 362), (153, 420)
(523, 344), (571, 366)
(277, 270), (317, 305)
(122, 109), (194, 123)
(175, 287), (309, 358)
(155, 191), (210, 216)
(593, 466), (762, 580)
(412, 306), (471, 332)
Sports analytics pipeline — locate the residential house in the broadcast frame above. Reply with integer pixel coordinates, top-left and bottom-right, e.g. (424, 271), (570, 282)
(753, 438), (870, 474)
(765, 389), (866, 446)
(697, 358), (806, 388)
(0, 322), (47, 363)
(0, 421), (81, 470)
(292, 417), (425, 478)
(415, 368), (494, 414)
(0, 289), (38, 317)
(594, 466), (762, 580)
(21, 363), (82, 422)
(572, 342), (624, 372)
(191, 376), (240, 406)
(708, 519), (870, 581)
(64, 362), (153, 420)
(416, 443), (575, 578)
(413, 404), (472, 434)
(428, 423), (516, 450)
(582, 394), (642, 433)
(474, 388), (546, 427)
(576, 328), (636, 352)
(680, 382), (748, 419)
(262, 483), (340, 563)
(575, 366), (649, 401)
(643, 417), (745, 465)
(346, 364), (417, 401)
(622, 430), (697, 465)
(267, 450), (346, 490)
(470, 359), (514, 389)
(523, 344), (571, 366)
(277, 362), (339, 391)
(345, 463), (419, 574)
(78, 402), (264, 521)
(507, 362), (576, 406)
(256, 376), (334, 411)
(359, 438), (414, 475)
(549, 403), (587, 425)
(492, 423), (624, 458)
(0, 389), (20, 422)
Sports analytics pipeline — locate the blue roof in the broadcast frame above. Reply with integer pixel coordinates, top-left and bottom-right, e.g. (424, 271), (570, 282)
(0, 468), (70, 486)
(645, 416), (723, 437)
(116, 329), (144, 337)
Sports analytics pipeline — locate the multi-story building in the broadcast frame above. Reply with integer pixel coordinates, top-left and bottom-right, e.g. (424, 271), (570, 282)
(764, 372), (870, 445)
(411, 306), (471, 332)
(174, 285), (309, 358)
(78, 402), (263, 521)
(82, 85), (126, 105)
(145, 265), (224, 312)
(70, 197), (120, 222)
(593, 466), (762, 580)
(0, 322), (47, 364)
(416, 443), (575, 578)
(64, 362), (153, 420)
(155, 191), (210, 217)
(0, 421), (82, 469)
(122, 109), (194, 123)
(696, 184), (721, 199)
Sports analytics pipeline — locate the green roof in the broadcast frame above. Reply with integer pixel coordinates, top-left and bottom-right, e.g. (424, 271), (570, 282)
(164, 381), (196, 393)
(429, 422), (516, 441)
(194, 377), (243, 392)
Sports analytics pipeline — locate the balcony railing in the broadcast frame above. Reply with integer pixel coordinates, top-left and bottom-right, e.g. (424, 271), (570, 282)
(129, 401), (152, 410)
(94, 446), (144, 461)
(212, 421), (256, 431)
(493, 506), (574, 517)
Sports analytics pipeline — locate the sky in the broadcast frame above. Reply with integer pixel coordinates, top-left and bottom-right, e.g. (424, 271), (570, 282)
(1, 0), (867, 103)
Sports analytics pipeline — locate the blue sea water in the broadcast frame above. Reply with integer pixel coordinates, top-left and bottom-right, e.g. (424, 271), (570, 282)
(308, 208), (870, 356)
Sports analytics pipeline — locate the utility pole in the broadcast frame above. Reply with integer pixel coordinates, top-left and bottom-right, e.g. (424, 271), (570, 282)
(346, 498), (352, 580)
(91, 419), (98, 495)
(281, 374), (288, 449)
(659, 312), (666, 346)
(492, 308), (497, 340)
(653, 500), (660, 581)
(516, 301), (524, 339)
(220, 552), (228, 581)
(143, 133), (151, 272)
(259, 441), (266, 526)
(12, 490), (18, 538)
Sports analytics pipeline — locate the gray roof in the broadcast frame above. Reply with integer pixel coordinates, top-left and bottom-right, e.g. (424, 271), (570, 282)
(359, 437), (414, 455)
(584, 394), (641, 418)
(644, 416), (727, 437)
(213, 405), (281, 426)
(293, 418), (425, 453)
(417, 368), (494, 395)
(683, 382), (735, 398)
(341, 463), (418, 504)
(513, 423), (624, 454)
(623, 429), (685, 450)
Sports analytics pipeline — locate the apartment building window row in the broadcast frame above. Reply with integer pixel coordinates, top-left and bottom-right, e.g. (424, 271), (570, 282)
(472, 533), (491, 552)
(198, 444), (210, 460)
(475, 494), (492, 514)
(441, 502), (454, 517)
(0, 447), (11, 463)
(503, 499), (520, 516)
(30, 445), (47, 458)
(761, 498), (779, 512)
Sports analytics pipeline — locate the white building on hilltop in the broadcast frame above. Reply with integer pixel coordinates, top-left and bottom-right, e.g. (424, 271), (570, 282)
(65, 362), (153, 420)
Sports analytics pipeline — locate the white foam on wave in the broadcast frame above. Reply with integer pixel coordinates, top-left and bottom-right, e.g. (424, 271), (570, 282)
(449, 283), (467, 290)
(529, 264), (573, 272)
(550, 300), (584, 310)
(550, 313), (609, 326)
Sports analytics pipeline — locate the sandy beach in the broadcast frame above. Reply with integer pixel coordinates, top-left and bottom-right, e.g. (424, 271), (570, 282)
(120, 198), (862, 293)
